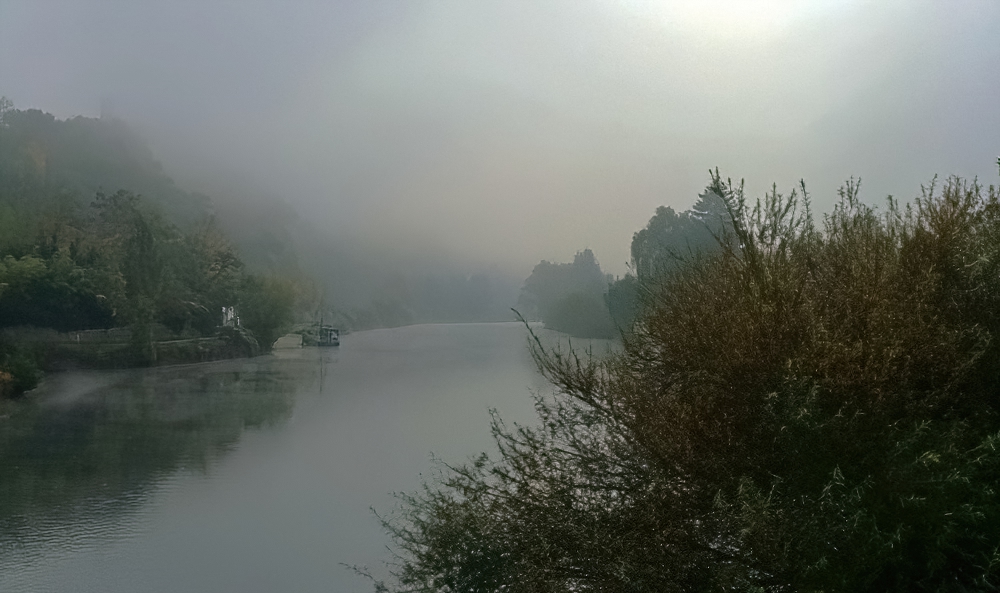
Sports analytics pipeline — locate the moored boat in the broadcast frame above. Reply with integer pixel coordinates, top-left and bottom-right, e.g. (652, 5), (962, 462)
(318, 325), (340, 347)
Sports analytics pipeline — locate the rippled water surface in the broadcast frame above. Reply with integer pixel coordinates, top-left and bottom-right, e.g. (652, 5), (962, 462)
(0, 323), (600, 592)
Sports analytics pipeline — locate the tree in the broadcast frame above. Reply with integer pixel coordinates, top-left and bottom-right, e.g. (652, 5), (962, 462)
(376, 172), (1000, 592)
(604, 273), (638, 329)
(0, 253), (113, 330)
(239, 274), (297, 351)
(0, 96), (12, 127)
(607, 185), (733, 332)
(519, 249), (616, 338)
(544, 291), (616, 339)
(156, 218), (244, 334)
(630, 186), (731, 283)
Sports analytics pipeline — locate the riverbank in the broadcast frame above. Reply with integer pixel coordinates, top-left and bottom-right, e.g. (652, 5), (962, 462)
(0, 325), (261, 398)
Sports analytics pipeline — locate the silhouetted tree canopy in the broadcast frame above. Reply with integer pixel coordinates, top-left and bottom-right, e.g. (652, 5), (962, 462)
(519, 249), (616, 338)
(606, 184), (735, 331)
(630, 185), (731, 283)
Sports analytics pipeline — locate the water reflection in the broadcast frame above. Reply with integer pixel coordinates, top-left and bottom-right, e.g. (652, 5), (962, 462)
(0, 353), (321, 555)
(0, 324), (594, 592)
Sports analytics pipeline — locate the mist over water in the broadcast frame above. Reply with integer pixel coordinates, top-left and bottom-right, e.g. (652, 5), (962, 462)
(0, 324), (583, 592)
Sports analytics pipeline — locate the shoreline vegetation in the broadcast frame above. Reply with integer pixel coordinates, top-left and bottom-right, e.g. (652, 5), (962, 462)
(0, 98), (299, 397)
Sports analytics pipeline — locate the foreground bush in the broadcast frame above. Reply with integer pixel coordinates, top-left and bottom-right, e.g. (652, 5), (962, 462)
(376, 172), (1000, 592)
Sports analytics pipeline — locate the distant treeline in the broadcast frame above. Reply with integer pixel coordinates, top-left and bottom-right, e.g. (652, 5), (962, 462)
(217, 193), (523, 331)
(518, 185), (732, 339)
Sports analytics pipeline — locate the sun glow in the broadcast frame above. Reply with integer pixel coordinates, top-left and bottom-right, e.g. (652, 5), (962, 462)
(622, 0), (841, 42)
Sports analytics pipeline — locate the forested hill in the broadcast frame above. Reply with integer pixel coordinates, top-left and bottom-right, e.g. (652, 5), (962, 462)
(0, 99), (299, 390)
(0, 99), (212, 241)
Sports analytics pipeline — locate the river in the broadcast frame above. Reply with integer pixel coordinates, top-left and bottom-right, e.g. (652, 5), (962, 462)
(0, 322), (613, 592)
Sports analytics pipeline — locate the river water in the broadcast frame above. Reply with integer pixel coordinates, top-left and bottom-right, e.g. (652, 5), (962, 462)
(0, 322), (611, 592)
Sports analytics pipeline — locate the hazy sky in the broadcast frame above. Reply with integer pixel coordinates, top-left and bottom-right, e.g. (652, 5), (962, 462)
(2, 0), (999, 276)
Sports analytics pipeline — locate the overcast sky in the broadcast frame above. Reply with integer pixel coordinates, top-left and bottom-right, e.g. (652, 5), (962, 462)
(2, 0), (999, 275)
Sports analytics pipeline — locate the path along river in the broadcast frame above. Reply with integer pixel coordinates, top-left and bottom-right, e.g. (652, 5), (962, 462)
(0, 322), (613, 592)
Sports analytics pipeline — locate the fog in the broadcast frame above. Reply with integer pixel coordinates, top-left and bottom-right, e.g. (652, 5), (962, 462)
(2, 0), (999, 277)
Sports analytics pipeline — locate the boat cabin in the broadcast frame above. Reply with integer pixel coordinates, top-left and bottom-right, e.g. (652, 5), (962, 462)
(318, 325), (340, 347)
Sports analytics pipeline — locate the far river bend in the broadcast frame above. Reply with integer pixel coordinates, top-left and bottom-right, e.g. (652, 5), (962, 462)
(0, 322), (612, 592)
